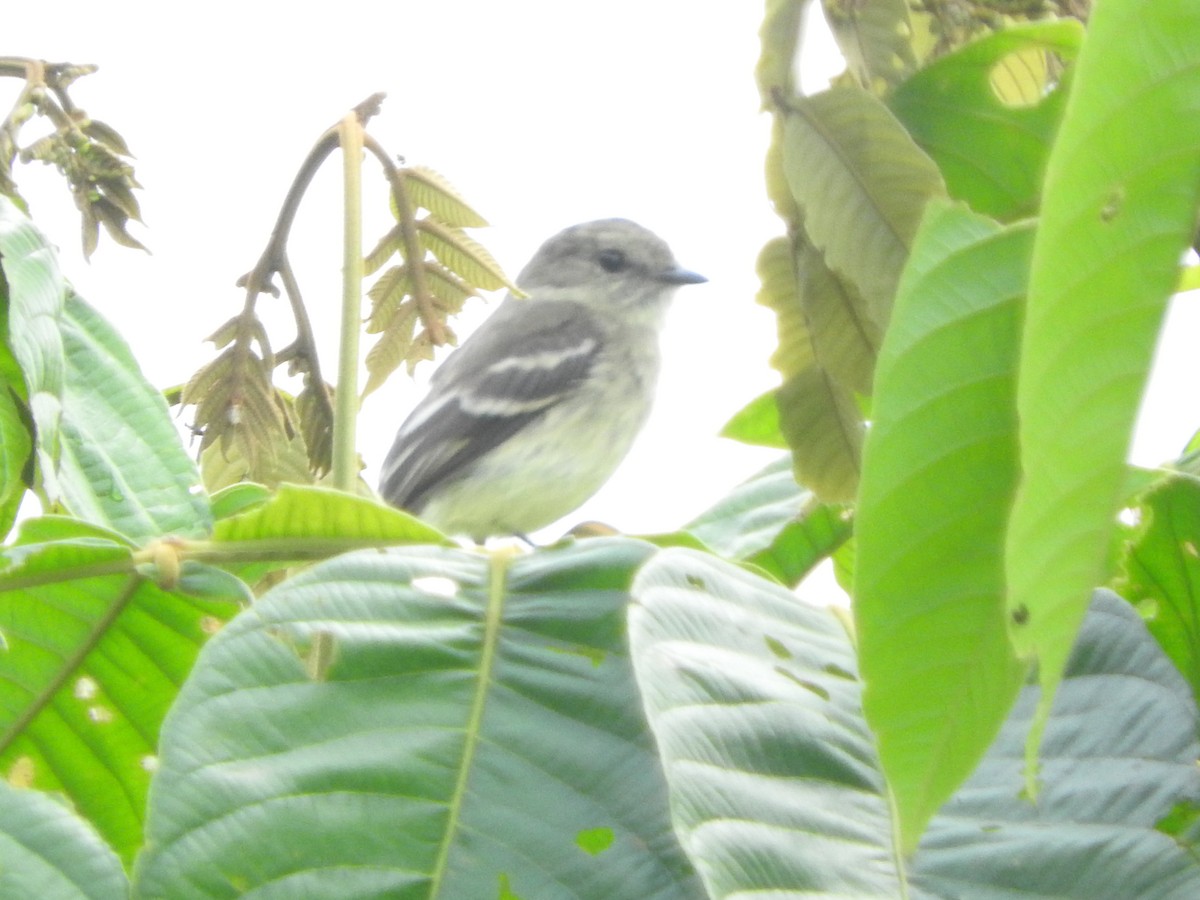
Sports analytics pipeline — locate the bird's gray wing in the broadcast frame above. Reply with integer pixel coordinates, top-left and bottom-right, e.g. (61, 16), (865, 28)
(378, 300), (603, 512)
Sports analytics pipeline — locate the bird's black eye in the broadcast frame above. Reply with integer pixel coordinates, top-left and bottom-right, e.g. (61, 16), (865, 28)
(596, 249), (628, 273)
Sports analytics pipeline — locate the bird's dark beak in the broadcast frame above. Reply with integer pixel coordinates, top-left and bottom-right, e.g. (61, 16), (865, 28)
(660, 266), (707, 286)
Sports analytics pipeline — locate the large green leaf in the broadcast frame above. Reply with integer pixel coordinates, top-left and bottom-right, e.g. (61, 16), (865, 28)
(136, 539), (703, 898)
(781, 85), (945, 330)
(631, 549), (896, 897)
(0, 780), (127, 900)
(1003, 0), (1200, 774)
(629, 549), (1200, 896)
(1116, 474), (1200, 700)
(0, 518), (241, 866)
(58, 292), (211, 540)
(204, 482), (448, 585)
(854, 201), (1031, 853)
(889, 21), (1084, 221)
(912, 590), (1200, 898)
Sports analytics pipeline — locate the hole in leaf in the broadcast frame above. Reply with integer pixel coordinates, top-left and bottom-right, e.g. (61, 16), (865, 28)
(989, 48), (1051, 108)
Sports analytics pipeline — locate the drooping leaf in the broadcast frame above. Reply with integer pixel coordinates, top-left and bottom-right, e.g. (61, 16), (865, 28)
(796, 236), (880, 396)
(855, 201), (1032, 853)
(781, 85), (946, 330)
(890, 20), (1085, 220)
(136, 539), (704, 898)
(777, 365), (862, 503)
(756, 0), (810, 101)
(1003, 0), (1200, 781)
(0, 780), (127, 900)
(629, 548), (1200, 896)
(821, 0), (918, 90)
(756, 236), (813, 379)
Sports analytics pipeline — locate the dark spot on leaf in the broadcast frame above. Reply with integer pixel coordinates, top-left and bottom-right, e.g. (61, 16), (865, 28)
(1012, 604), (1029, 626)
(823, 662), (856, 680)
(685, 574), (706, 590)
(776, 667), (830, 700)
(764, 635), (792, 659)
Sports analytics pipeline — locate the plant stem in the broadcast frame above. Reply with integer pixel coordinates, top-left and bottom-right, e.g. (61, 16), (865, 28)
(333, 111), (365, 492)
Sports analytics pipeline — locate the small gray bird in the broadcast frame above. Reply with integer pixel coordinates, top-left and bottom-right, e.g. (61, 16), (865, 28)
(377, 218), (705, 538)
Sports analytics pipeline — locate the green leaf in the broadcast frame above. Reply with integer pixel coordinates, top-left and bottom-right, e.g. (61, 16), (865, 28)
(136, 539), (704, 898)
(756, 0), (808, 100)
(781, 85), (946, 330)
(0, 380), (31, 536)
(1003, 0), (1200, 781)
(890, 20), (1084, 221)
(0, 781), (127, 900)
(821, 0), (917, 90)
(401, 167), (489, 228)
(684, 456), (852, 587)
(1116, 474), (1200, 700)
(630, 548), (899, 897)
(58, 292), (211, 539)
(417, 219), (514, 293)
(778, 365), (862, 503)
(855, 201), (1032, 853)
(629, 550), (1200, 895)
(911, 591), (1200, 897)
(719, 390), (787, 449)
(0, 519), (239, 866)
(0, 195), (65, 499)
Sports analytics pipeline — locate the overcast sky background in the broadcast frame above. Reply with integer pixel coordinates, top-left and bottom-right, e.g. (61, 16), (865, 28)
(6, 3), (1199, 577)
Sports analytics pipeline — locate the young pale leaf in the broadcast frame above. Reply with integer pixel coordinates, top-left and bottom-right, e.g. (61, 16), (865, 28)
(855, 201), (1031, 854)
(889, 20), (1084, 221)
(757, 236), (814, 378)
(137, 539), (703, 899)
(1003, 0), (1200, 783)
(417, 219), (516, 294)
(821, 0), (917, 90)
(782, 85), (946, 331)
(401, 166), (489, 228)
(778, 365), (862, 503)
(756, 0), (806, 100)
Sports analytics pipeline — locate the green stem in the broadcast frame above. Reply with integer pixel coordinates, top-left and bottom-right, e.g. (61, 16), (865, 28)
(333, 111), (365, 492)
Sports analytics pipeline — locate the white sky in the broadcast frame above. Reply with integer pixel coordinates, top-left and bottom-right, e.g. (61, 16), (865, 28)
(6, 2), (1198, 553)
